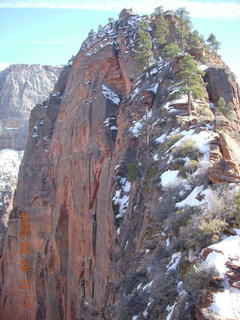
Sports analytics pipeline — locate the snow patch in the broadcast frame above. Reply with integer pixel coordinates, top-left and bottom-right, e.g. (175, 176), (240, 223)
(155, 133), (167, 144)
(113, 177), (131, 219)
(166, 301), (177, 320)
(142, 281), (153, 291)
(167, 252), (181, 272)
(160, 170), (180, 188)
(102, 84), (120, 105)
(198, 64), (209, 71)
(148, 83), (158, 94)
(175, 186), (204, 208)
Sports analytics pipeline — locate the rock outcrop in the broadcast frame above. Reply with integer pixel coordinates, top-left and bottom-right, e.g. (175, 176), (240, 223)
(0, 64), (61, 254)
(0, 9), (240, 320)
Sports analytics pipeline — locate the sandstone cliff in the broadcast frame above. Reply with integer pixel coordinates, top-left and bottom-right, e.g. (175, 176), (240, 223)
(0, 64), (61, 254)
(0, 9), (240, 320)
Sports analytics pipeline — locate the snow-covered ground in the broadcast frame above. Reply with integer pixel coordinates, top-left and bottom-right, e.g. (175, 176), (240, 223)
(203, 230), (240, 320)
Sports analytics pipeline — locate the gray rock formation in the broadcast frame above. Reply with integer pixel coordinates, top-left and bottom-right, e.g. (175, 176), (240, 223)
(0, 64), (62, 150)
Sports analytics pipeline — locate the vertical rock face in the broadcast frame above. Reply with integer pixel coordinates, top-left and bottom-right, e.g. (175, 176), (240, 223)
(0, 64), (61, 254)
(0, 64), (61, 118)
(0, 10), (240, 320)
(0, 64), (62, 150)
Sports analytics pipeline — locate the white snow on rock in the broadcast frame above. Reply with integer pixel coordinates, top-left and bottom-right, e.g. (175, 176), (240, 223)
(142, 281), (154, 291)
(198, 64), (209, 71)
(153, 153), (159, 161)
(160, 170), (180, 188)
(155, 132), (167, 144)
(175, 186), (204, 208)
(129, 120), (143, 137)
(102, 84), (120, 105)
(0, 149), (24, 191)
(103, 117), (116, 127)
(142, 298), (154, 318)
(129, 111), (152, 137)
(147, 83), (159, 94)
(163, 95), (188, 112)
(166, 301), (177, 320)
(203, 231), (240, 320)
(167, 252), (181, 272)
(129, 87), (140, 102)
(113, 177), (131, 219)
(137, 283), (143, 290)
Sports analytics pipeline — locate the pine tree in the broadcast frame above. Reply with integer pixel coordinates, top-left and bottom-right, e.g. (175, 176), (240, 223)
(188, 30), (203, 48)
(175, 7), (191, 51)
(136, 22), (154, 71)
(162, 42), (181, 60)
(217, 97), (234, 120)
(155, 15), (169, 46)
(207, 33), (221, 52)
(177, 54), (205, 114)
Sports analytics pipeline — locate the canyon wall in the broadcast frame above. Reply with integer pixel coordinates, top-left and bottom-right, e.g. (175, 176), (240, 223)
(0, 64), (61, 252)
(0, 10), (240, 320)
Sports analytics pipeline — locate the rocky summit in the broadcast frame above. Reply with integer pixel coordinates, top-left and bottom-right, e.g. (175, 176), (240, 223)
(0, 9), (240, 320)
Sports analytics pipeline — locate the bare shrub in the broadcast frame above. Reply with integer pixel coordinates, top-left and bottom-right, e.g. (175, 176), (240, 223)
(184, 262), (219, 303)
(179, 184), (238, 250)
(173, 138), (198, 159)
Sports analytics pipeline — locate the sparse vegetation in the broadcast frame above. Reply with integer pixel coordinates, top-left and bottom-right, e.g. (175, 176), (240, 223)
(162, 134), (183, 151)
(171, 206), (201, 236)
(184, 263), (220, 303)
(232, 191), (240, 227)
(183, 159), (199, 175)
(217, 97), (234, 121)
(173, 138), (197, 159)
(127, 161), (138, 181)
(146, 166), (158, 180)
(198, 107), (213, 118)
(179, 185), (239, 250)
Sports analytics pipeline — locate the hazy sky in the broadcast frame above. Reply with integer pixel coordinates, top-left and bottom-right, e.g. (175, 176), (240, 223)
(0, 0), (239, 81)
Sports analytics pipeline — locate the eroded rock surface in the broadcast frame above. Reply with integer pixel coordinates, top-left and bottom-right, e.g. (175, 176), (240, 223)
(0, 64), (61, 253)
(0, 10), (240, 320)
